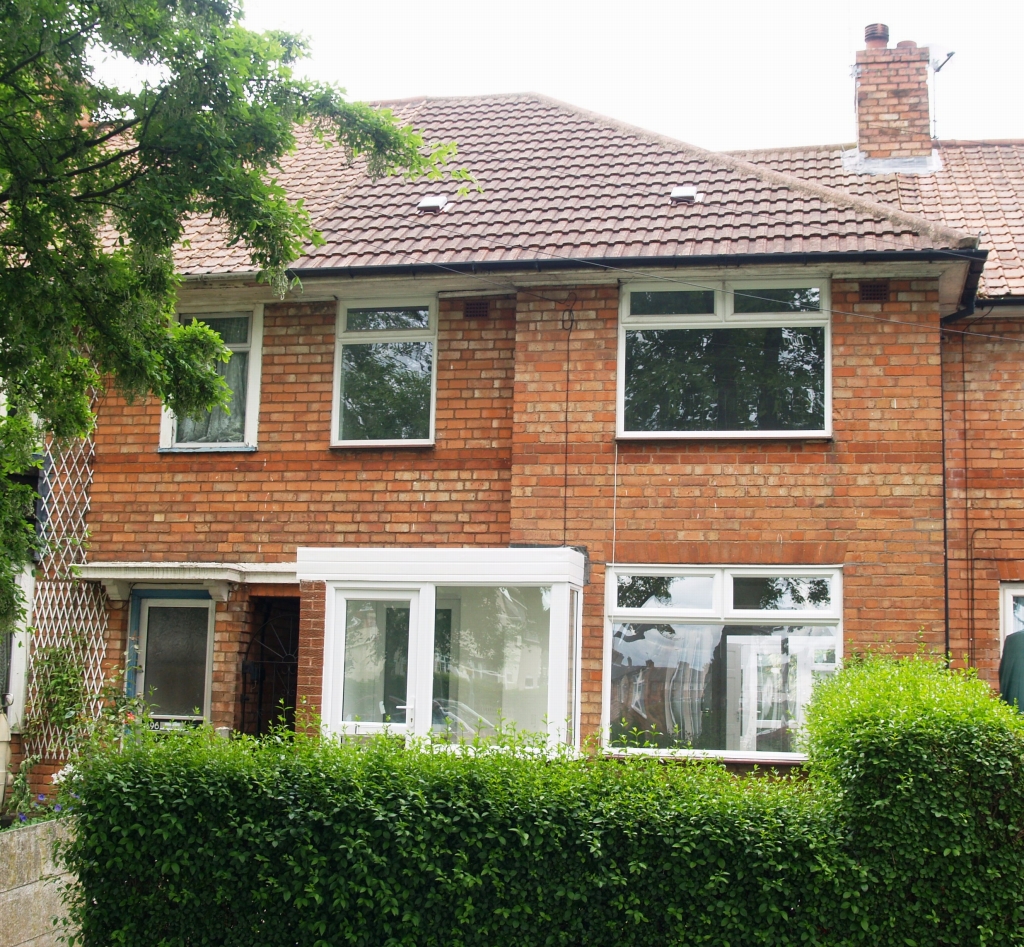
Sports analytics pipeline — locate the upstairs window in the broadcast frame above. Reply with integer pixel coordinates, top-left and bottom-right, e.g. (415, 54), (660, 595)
(332, 301), (436, 446)
(160, 307), (263, 450)
(618, 282), (829, 438)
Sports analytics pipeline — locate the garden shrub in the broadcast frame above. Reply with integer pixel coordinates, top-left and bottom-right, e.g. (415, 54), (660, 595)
(59, 657), (1024, 947)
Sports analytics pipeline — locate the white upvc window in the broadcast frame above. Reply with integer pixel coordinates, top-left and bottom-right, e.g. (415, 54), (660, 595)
(331, 299), (437, 447)
(159, 305), (264, 450)
(604, 564), (842, 761)
(136, 597), (215, 721)
(299, 547), (585, 745)
(1000, 584), (1024, 649)
(616, 280), (831, 439)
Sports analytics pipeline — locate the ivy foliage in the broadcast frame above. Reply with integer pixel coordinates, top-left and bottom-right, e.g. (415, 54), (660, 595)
(59, 657), (1024, 947)
(0, 0), (470, 618)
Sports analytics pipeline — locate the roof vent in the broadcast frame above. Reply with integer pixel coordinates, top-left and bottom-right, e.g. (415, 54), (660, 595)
(417, 195), (448, 214)
(670, 185), (703, 205)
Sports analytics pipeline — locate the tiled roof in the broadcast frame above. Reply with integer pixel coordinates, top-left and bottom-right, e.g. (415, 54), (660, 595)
(733, 141), (1024, 298)
(176, 94), (976, 279)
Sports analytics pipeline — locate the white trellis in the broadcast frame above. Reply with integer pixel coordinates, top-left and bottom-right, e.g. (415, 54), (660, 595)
(25, 422), (108, 759)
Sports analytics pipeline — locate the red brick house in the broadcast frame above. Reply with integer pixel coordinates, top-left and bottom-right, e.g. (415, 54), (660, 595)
(6, 24), (1024, 775)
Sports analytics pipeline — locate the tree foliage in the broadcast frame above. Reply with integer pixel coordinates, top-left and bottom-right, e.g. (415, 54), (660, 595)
(0, 0), (468, 616)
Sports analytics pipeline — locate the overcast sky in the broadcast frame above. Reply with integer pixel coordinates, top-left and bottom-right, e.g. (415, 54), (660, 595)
(240, 0), (1023, 151)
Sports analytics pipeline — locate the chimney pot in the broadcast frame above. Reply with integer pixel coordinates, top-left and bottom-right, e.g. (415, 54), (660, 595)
(865, 23), (889, 48)
(896, 40), (917, 49)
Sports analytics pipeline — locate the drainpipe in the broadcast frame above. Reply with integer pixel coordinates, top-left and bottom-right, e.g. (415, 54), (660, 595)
(0, 710), (10, 812)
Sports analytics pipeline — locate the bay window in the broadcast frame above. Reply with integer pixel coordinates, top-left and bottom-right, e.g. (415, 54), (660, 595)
(606, 565), (841, 759)
(618, 282), (830, 438)
(299, 547), (585, 744)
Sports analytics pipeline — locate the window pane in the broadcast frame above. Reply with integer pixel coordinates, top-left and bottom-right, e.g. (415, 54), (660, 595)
(194, 314), (250, 345)
(616, 574), (713, 610)
(1014, 596), (1024, 635)
(176, 350), (249, 443)
(347, 307), (430, 331)
(143, 606), (209, 717)
(433, 586), (551, 736)
(733, 288), (820, 313)
(610, 623), (837, 752)
(342, 600), (410, 723)
(338, 341), (432, 441)
(630, 291), (715, 316)
(623, 326), (825, 432)
(733, 577), (832, 611)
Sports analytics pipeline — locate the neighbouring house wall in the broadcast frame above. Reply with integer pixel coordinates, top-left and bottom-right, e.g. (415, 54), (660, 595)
(943, 312), (1024, 680)
(0, 821), (70, 947)
(88, 296), (517, 559)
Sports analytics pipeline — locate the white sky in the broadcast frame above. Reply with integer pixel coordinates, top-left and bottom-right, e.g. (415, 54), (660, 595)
(240, 0), (1024, 151)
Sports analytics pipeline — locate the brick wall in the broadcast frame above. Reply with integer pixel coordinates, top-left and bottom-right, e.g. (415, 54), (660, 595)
(88, 296), (516, 559)
(87, 276), (957, 741)
(856, 43), (932, 158)
(509, 279), (947, 733)
(943, 313), (1024, 680)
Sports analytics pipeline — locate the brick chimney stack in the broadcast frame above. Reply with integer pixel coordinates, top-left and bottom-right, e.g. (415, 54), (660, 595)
(855, 23), (933, 160)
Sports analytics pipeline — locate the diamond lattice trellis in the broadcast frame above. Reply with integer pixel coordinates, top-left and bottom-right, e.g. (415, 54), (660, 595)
(25, 418), (109, 759)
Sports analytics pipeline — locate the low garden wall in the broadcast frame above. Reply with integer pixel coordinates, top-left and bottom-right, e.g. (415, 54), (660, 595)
(0, 821), (69, 947)
(55, 657), (1024, 946)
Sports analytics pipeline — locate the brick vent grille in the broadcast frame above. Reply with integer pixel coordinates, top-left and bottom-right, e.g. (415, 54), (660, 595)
(859, 281), (891, 302)
(463, 298), (490, 319)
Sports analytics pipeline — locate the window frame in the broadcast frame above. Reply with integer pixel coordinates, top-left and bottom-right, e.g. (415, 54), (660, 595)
(330, 297), (438, 448)
(136, 596), (215, 722)
(1000, 583), (1024, 651)
(159, 304), (264, 452)
(616, 279), (832, 440)
(602, 563), (843, 761)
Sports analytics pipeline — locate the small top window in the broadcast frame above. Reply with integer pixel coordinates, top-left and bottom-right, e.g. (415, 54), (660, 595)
(334, 301), (436, 446)
(630, 290), (715, 316)
(732, 288), (821, 313)
(346, 307), (430, 332)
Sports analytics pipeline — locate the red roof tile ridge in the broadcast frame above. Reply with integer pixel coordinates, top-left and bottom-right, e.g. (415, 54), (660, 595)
(524, 94), (979, 250)
(937, 139), (1024, 147)
(726, 143), (853, 155)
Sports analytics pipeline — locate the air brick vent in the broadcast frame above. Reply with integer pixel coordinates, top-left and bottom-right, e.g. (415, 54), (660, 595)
(859, 281), (890, 302)
(463, 298), (491, 319)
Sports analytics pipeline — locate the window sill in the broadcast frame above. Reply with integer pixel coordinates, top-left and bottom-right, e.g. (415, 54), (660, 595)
(605, 747), (808, 766)
(615, 431), (832, 442)
(329, 440), (435, 450)
(158, 445), (257, 454)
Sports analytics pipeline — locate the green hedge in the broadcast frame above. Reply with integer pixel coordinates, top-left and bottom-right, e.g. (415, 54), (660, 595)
(59, 657), (1024, 947)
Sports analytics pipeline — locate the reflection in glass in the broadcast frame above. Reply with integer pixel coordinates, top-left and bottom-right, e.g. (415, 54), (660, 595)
(346, 307), (430, 331)
(176, 315), (250, 444)
(610, 623), (837, 752)
(338, 341), (432, 441)
(177, 349), (249, 443)
(342, 600), (409, 723)
(433, 586), (551, 736)
(1013, 597), (1024, 635)
(631, 291), (715, 316)
(624, 326), (825, 432)
(616, 574), (714, 610)
(732, 577), (831, 611)
(143, 606), (209, 717)
(733, 288), (820, 313)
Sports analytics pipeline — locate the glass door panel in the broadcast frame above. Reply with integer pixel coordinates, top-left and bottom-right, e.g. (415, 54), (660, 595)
(342, 598), (411, 725)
